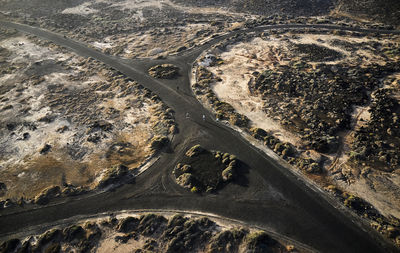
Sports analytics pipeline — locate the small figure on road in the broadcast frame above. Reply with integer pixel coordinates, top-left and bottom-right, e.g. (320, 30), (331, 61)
(202, 114), (205, 121)
(186, 112), (190, 119)
(177, 86), (179, 90)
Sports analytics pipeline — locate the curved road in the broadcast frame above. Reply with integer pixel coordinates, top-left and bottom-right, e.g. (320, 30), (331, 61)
(1, 20), (399, 253)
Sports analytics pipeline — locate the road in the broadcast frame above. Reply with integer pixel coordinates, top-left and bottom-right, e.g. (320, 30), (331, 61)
(0, 20), (399, 253)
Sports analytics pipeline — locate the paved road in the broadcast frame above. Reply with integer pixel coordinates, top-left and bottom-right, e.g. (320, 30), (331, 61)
(1, 20), (399, 253)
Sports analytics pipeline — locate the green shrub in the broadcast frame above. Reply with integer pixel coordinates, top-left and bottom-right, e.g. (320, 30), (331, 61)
(185, 145), (205, 157)
(222, 166), (234, 182)
(191, 186), (199, 193)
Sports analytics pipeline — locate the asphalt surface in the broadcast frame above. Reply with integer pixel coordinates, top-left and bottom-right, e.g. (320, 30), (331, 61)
(1, 20), (400, 253)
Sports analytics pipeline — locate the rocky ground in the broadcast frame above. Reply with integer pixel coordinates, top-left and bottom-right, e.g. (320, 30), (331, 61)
(1, 0), (392, 62)
(172, 0), (335, 17)
(0, 28), (175, 207)
(0, 212), (302, 253)
(192, 28), (400, 246)
(0, 0), (254, 59)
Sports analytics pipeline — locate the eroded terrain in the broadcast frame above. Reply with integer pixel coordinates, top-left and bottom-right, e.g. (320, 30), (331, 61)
(193, 29), (400, 244)
(0, 28), (175, 205)
(0, 0), (254, 59)
(0, 212), (303, 253)
(1, 0), (400, 251)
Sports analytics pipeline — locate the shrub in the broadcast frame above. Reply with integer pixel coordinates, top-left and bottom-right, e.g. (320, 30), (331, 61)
(191, 186), (199, 193)
(44, 243), (61, 253)
(244, 231), (276, 252)
(117, 217), (139, 233)
(185, 145), (205, 157)
(222, 166), (234, 182)
(176, 173), (194, 188)
(150, 135), (169, 151)
(37, 229), (62, 248)
(251, 128), (269, 140)
(63, 225), (86, 243)
(0, 239), (20, 253)
(34, 186), (61, 205)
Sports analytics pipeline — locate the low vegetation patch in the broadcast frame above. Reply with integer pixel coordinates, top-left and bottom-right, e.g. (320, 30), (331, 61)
(148, 64), (180, 79)
(325, 184), (400, 246)
(1, 213), (298, 253)
(173, 145), (241, 193)
(193, 66), (250, 128)
(350, 88), (400, 172)
(291, 43), (343, 62)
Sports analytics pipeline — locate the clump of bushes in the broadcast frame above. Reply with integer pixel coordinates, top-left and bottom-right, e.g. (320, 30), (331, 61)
(96, 164), (131, 189)
(244, 231), (277, 252)
(208, 228), (248, 253)
(250, 128), (322, 174)
(350, 88), (400, 172)
(249, 62), (400, 154)
(193, 64), (323, 176)
(6, 213), (295, 252)
(173, 145), (241, 193)
(0, 238), (20, 253)
(150, 135), (169, 151)
(34, 186), (61, 205)
(192, 67), (250, 128)
(324, 184), (400, 245)
(163, 215), (215, 253)
(148, 64), (179, 79)
(185, 144), (205, 157)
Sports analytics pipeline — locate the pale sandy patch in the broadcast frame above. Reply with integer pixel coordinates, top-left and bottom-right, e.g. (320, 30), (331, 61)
(207, 37), (301, 145)
(62, 2), (99, 15)
(0, 35), (159, 200)
(343, 174), (400, 219)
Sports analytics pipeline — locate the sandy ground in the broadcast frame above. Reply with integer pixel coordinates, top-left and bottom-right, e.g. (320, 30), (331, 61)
(104, 23), (222, 58)
(63, 0), (243, 18)
(16, 210), (303, 253)
(203, 32), (400, 220)
(335, 73), (400, 219)
(206, 33), (398, 146)
(55, 0), (251, 58)
(0, 34), (167, 201)
(207, 36), (301, 145)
